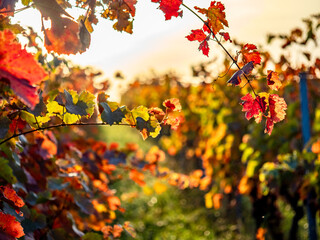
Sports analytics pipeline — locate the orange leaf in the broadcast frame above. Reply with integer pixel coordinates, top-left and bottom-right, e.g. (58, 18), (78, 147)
(195, 1), (228, 34)
(213, 193), (223, 209)
(311, 140), (320, 154)
(264, 94), (287, 135)
(45, 18), (83, 55)
(267, 70), (282, 91)
(107, 196), (121, 211)
(256, 227), (267, 240)
(241, 44), (261, 65)
(0, 185), (25, 208)
(129, 169), (145, 186)
(0, 212), (24, 238)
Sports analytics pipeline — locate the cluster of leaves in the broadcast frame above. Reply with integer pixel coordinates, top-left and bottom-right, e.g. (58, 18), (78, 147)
(1, 0), (137, 55)
(121, 12), (320, 239)
(0, 2), (180, 238)
(0, 0), (307, 239)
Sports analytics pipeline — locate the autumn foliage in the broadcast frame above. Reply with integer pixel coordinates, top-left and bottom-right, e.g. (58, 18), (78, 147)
(0, 0), (319, 239)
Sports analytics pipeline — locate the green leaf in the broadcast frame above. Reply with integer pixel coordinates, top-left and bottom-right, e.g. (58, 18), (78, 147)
(0, 116), (10, 139)
(0, 157), (16, 183)
(100, 102), (125, 125)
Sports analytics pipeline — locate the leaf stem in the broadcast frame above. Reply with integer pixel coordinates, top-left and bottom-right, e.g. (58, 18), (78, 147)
(0, 122), (135, 146)
(181, 3), (262, 104)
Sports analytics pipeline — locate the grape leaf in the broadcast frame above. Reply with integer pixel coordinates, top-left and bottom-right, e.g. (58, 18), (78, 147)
(199, 39), (210, 56)
(45, 18), (83, 55)
(219, 32), (232, 42)
(33, 0), (73, 19)
(264, 94), (287, 135)
(227, 61), (254, 86)
(0, 185), (24, 208)
(100, 102), (125, 125)
(241, 93), (266, 120)
(241, 44), (261, 65)
(267, 70), (282, 91)
(195, 1), (228, 34)
(0, 157), (16, 184)
(186, 29), (207, 42)
(0, 212), (24, 239)
(27, 92), (46, 117)
(151, 0), (183, 20)
(0, 30), (47, 108)
(64, 89), (88, 116)
(163, 98), (181, 112)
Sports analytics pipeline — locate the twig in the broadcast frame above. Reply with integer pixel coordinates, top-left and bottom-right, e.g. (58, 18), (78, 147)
(182, 3), (263, 107)
(0, 122), (135, 146)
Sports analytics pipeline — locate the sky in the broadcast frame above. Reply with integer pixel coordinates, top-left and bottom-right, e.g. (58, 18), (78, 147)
(12, 0), (320, 99)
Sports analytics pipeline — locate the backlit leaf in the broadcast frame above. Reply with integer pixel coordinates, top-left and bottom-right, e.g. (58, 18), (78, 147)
(151, 0), (183, 20)
(267, 70), (282, 91)
(0, 30), (47, 108)
(0, 212), (24, 238)
(0, 185), (24, 208)
(100, 102), (125, 125)
(0, 157), (16, 184)
(241, 44), (261, 65)
(227, 62), (254, 86)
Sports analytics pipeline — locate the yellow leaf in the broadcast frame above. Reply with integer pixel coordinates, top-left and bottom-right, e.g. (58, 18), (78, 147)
(153, 181), (167, 195)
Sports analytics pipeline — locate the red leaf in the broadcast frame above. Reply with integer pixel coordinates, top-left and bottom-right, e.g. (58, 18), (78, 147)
(0, 30), (47, 108)
(241, 43), (261, 65)
(163, 98), (181, 111)
(124, 0), (137, 17)
(267, 70), (282, 91)
(199, 39), (210, 56)
(241, 93), (266, 121)
(152, 0), (183, 20)
(129, 169), (145, 186)
(195, 1), (228, 34)
(186, 29), (207, 42)
(264, 94), (287, 135)
(0, 185), (25, 208)
(0, 212), (24, 239)
(219, 32), (232, 42)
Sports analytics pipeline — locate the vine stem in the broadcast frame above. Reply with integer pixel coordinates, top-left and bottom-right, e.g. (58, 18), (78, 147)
(0, 122), (135, 146)
(181, 3), (259, 98)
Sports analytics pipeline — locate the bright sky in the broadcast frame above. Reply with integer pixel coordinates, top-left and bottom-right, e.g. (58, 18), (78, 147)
(13, 0), (320, 99)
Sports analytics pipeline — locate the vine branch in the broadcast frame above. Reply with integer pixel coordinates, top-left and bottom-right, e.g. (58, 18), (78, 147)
(0, 122), (135, 146)
(181, 3), (260, 98)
